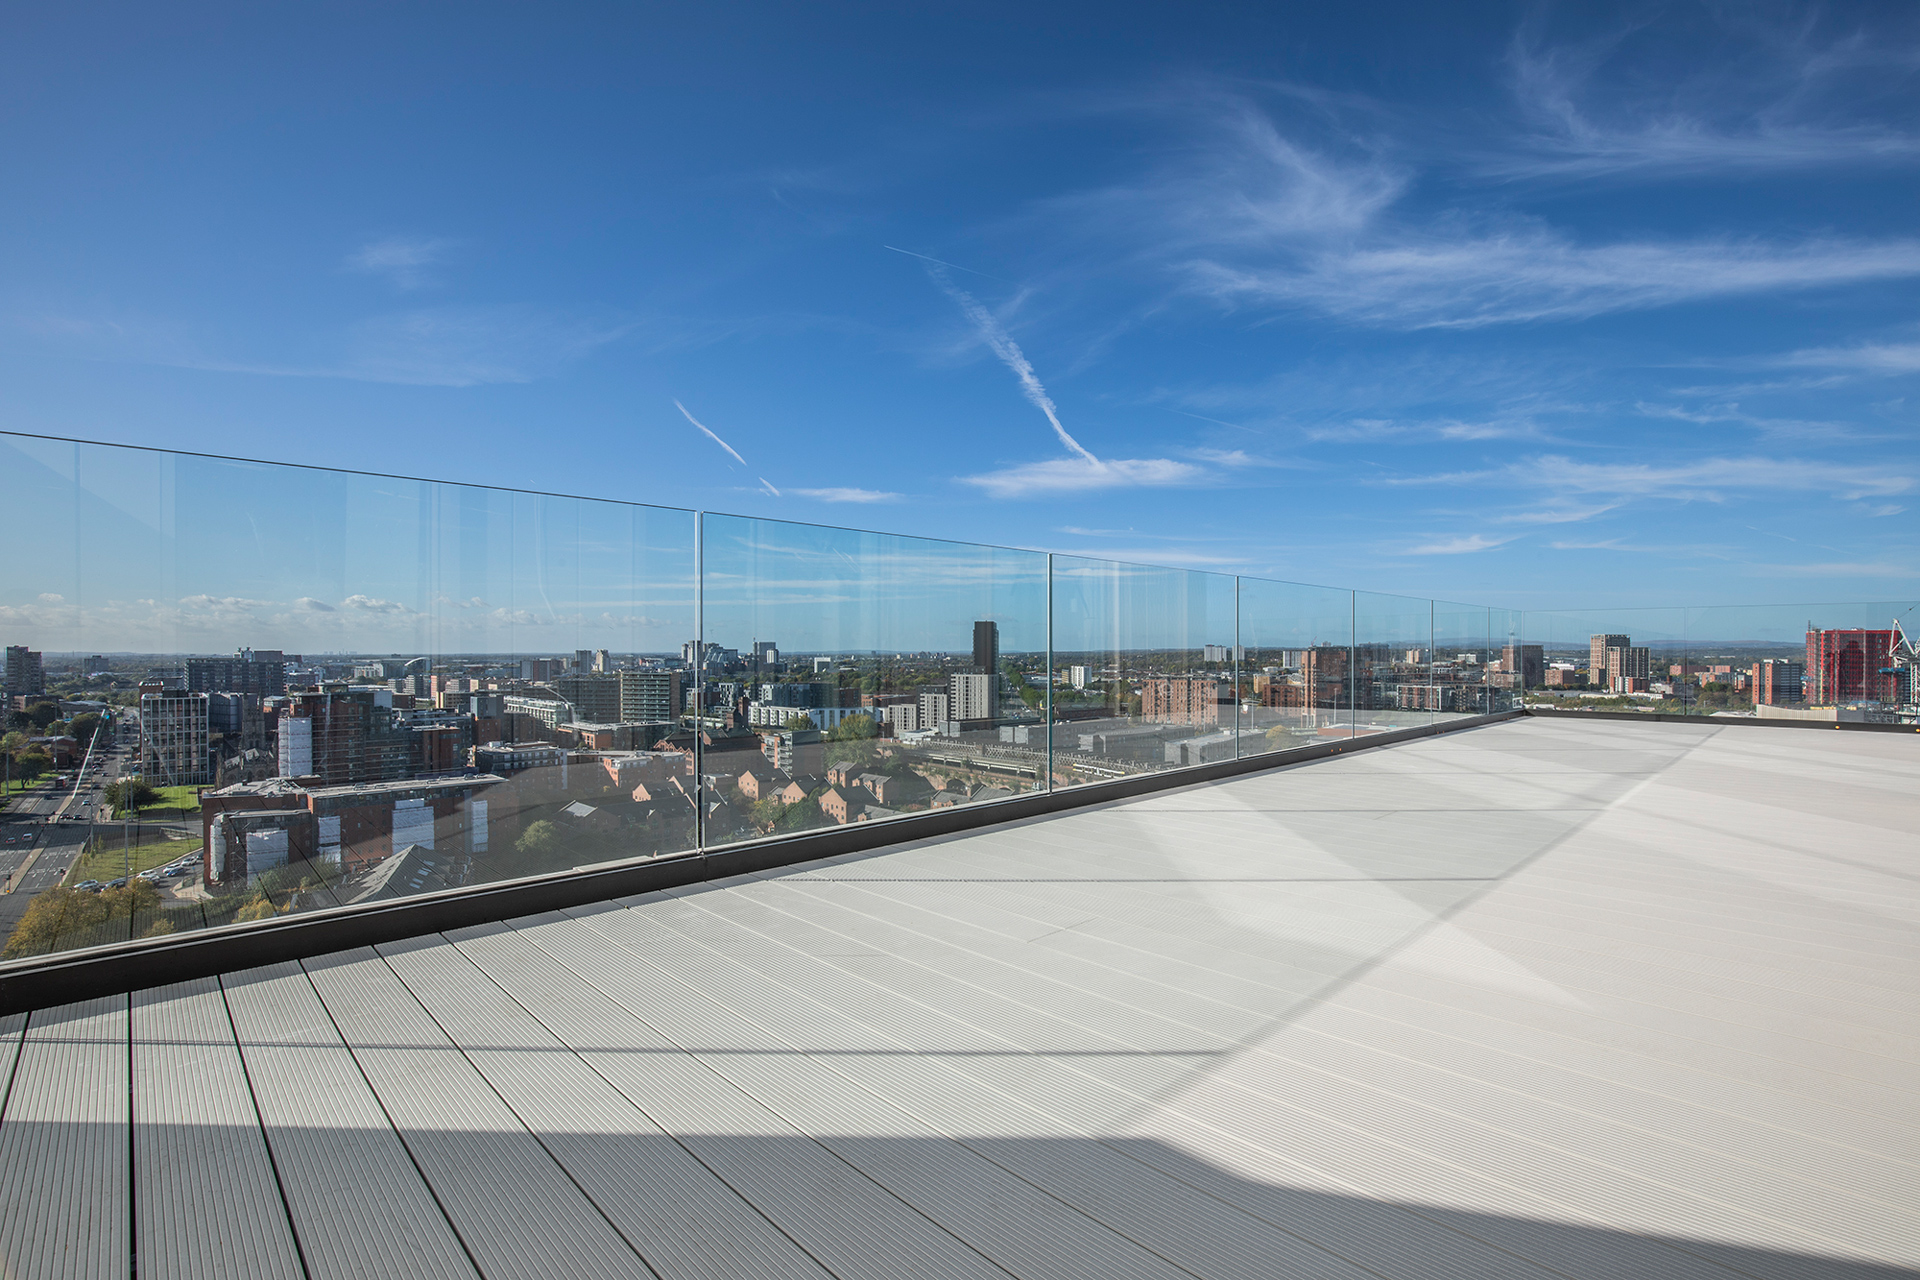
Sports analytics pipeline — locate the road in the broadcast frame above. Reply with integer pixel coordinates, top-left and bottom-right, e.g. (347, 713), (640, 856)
(0, 719), (138, 940)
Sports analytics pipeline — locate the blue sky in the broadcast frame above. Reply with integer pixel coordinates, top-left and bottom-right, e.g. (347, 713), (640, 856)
(3, 1), (1917, 622)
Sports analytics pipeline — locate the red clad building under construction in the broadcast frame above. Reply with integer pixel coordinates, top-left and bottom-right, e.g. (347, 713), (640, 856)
(1805, 628), (1895, 705)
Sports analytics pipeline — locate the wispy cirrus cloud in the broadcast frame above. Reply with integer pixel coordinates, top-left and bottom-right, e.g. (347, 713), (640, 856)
(961, 456), (1205, 499)
(1189, 231), (1920, 330)
(1406, 533), (1514, 555)
(1485, 25), (1920, 181)
(1772, 338), (1920, 375)
(332, 306), (629, 385)
(1757, 560), (1920, 579)
(791, 487), (904, 503)
(1053, 545), (1248, 568)
(1548, 537), (1662, 552)
(1491, 503), (1618, 525)
(346, 235), (460, 289)
(1394, 454), (1914, 502)
(1634, 401), (1873, 443)
(179, 305), (630, 386)
(16, 303), (629, 387)
(1040, 95), (1405, 251)
(1053, 75), (1920, 329)
(1299, 412), (1553, 443)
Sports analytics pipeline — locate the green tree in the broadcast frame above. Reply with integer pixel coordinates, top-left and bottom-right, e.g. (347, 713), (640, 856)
(2, 880), (162, 959)
(783, 713), (815, 731)
(233, 892), (284, 923)
(515, 819), (560, 858)
(104, 778), (162, 816)
(4, 887), (96, 957)
(827, 713), (877, 741)
(1001, 663), (1044, 710)
(0, 731), (28, 791)
(69, 712), (101, 746)
(13, 751), (51, 783)
(822, 715), (881, 771)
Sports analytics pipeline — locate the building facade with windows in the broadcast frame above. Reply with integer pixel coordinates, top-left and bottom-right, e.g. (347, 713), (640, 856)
(140, 691), (211, 786)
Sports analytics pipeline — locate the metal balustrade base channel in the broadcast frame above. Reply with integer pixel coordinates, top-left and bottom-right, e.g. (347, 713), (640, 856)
(0, 710), (1521, 1016)
(1527, 706), (1920, 733)
(2, 715), (1915, 1280)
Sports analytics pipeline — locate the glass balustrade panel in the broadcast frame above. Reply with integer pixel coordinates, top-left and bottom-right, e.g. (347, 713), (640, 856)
(0, 433), (697, 961)
(1048, 556), (1238, 785)
(1237, 577), (1354, 753)
(699, 513), (1048, 837)
(1353, 590), (1437, 735)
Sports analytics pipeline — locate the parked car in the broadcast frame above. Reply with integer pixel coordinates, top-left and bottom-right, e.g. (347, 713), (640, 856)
(104, 876), (127, 889)
(72, 879), (102, 892)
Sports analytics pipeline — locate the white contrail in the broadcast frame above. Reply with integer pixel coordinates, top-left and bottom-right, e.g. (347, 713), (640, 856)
(674, 399), (748, 467)
(758, 477), (781, 497)
(883, 245), (1011, 282)
(927, 268), (1100, 466)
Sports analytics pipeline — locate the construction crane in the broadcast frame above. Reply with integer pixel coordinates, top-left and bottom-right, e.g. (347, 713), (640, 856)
(1886, 612), (1918, 709)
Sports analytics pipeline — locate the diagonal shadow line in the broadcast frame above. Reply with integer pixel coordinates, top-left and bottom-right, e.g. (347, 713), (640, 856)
(1118, 725), (1732, 1094)
(1627, 804), (1920, 889)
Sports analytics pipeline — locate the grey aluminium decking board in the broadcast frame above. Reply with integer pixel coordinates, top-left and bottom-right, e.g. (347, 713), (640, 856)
(299, 946), (654, 1280)
(489, 914), (1207, 1280)
(546, 899), (1571, 1280)
(0, 1011), (23, 1116)
(457, 914), (1020, 1280)
(608, 880), (1762, 1280)
(377, 928), (838, 1280)
(7, 716), (1916, 1280)
(220, 959), (480, 1280)
(0, 996), (128, 1280)
(130, 978), (302, 1280)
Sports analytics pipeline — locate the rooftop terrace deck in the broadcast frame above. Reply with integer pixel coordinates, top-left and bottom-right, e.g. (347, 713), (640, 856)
(2, 716), (1916, 1279)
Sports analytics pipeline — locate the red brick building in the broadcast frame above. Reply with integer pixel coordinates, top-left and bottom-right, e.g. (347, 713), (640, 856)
(1141, 676), (1221, 726)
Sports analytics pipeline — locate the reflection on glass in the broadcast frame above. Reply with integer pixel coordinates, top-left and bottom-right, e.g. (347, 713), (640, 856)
(1353, 591), (1434, 734)
(1488, 608), (1523, 714)
(1049, 557), (1239, 784)
(1431, 600), (1511, 722)
(18, 429), (1848, 971)
(1521, 601), (1918, 719)
(698, 514), (1048, 839)
(1238, 578), (1353, 753)
(0, 434), (696, 962)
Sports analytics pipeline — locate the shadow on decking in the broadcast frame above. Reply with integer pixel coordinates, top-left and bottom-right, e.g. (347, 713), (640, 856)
(3, 1122), (1906, 1280)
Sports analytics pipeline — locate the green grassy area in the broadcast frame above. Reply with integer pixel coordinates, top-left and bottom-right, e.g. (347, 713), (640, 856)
(111, 783), (202, 820)
(68, 836), (202, 886)
(1, 776), (51, 796)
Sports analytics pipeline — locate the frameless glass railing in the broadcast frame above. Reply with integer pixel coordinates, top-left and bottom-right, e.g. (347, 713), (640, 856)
(0, 430), (1531, 965)
(1518, 601), (1919, 722)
